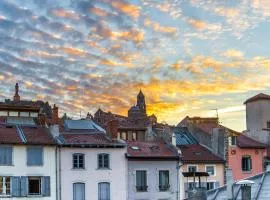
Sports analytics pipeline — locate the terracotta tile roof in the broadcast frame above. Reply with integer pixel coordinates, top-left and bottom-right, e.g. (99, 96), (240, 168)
(60, 133), (125, 147)
(177, 144), (225, 164)
(244, 93), (270, 104)
(126, 141), (179, 160)
(0, 125), (23, 144)
(237, 134), (266, 149)
(21, 127), (56, 145)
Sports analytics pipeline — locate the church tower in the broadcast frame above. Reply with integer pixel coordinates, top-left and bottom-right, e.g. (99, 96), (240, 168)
(13, 83), (20, 102)
(137, 90), (146, 114)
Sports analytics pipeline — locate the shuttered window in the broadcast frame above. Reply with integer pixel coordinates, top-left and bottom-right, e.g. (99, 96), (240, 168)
(27, 147), (43, 166)
(0, 146), (12, 165)
(73, 183), (85, 200)
(242, 156), (252, 171)
(98, 182), (110, 200)
(159, 170), (170, 191)
(98, 154), (110, 169)
(0, 177), (11, 196)
(136, 170), (147, 192)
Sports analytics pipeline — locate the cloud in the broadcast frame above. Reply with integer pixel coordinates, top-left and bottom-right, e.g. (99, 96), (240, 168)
(222, 49), (244, 59)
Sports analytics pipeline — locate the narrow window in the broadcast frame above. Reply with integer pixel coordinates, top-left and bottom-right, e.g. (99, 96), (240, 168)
(27, 147), (43, 166)
(242, 156), (252, 172)
(231, 136), (237, 145)
(98, 154), (110, 169)
(28, 177), (41, 195)
(188, 182), (196, 189)
(0, 146), (12, 166)
(0, 177), (11, 196)
(267, 121), (270, 129)
(98, 182), (110, 200)
(73, 154), (85, 169)
(159, 170), (170, 191)
(206, 165), (215, 176)
(136, 170), (147, 192)
(188, 165), (197, 172)
(73, 183), (85, 200)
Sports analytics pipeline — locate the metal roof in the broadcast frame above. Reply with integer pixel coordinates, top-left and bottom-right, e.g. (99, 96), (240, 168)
(64, 119), (105, 132)
(173, 127), (198, 145)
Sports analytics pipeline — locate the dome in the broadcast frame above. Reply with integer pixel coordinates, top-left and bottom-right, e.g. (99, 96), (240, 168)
(129, 106), (140, 112)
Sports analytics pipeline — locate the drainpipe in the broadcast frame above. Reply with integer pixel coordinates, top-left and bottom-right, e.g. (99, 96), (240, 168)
(55, 146), (58, 200)
(59, 147), (62, 200)
(177, 161), (179, 200)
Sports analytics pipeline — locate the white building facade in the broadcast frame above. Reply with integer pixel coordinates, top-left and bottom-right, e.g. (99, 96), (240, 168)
(126, 141), (181, 200)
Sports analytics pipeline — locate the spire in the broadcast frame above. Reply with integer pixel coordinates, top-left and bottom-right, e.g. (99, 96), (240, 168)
(13, 83), (20, 102)
(136, 89), (146, 114)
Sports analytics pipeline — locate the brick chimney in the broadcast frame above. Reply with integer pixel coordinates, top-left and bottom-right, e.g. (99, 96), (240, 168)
(13, 83), (20, 102)
(107, 119), (119, 139)
(52, 104), (59, 125)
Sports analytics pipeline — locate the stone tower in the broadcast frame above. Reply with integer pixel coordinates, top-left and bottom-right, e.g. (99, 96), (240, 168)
(137, 90), (146, 114)
(13, 83), (20, 102)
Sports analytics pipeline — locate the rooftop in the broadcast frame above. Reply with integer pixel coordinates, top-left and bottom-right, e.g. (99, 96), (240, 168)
(177, 144), (225, 164)
(126, 140), (179, 160)
(237, 134), (266, 149)
(244, 93), (270, 104)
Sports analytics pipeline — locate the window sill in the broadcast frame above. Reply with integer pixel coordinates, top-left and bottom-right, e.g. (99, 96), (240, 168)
(97, 167), (111, 170)
(28, 194), (42, 197)
(242, 170), (252, 174)
(71, 168), (86, 171)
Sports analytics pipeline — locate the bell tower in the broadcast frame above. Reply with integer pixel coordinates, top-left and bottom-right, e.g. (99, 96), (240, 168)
(13, 83), (20, 102)
(137, 90), (146, 114)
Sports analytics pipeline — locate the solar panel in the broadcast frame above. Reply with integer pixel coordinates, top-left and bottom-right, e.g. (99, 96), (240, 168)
(64, 120), (105, 132)
(7, 117), (36, 126)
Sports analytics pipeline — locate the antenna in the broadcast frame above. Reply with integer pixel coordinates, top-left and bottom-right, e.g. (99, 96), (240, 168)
(211, 108), (219, 125)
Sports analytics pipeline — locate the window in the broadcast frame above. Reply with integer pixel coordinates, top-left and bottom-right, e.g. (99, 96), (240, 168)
(98, 154), (110, 169)
(30, 112), (38, 117)
(0, 146), (12, 165)
(230, 136), (237, 145)
(28, 177), (41, 195)
(188, 165), (197, 172)
(0, 177), (11, 196)
(159, 170), (170, 191)
(73, 183), (85, 200)
(188, 182), (196, 189)
(98, 182), (110, 200)
(121, 132), (127, 140)
(242, 156), (252, 172)
(132, 132), (137, 140)
(20, 112), (30, 117)
(0, 111), (8, 116)
(205, 165), (215, 176)
(9, 112), (18, 117)
(207, 182), (214, 190)
(27, 147), (43, 166)
(136, 170), (147, 192)
(73, 154), (85, 169)
(267, 121), (270, 129)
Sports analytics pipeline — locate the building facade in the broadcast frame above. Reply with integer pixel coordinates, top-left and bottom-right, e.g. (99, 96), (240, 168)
(126, 141), (181, 200)
(54, 119), (128, 200)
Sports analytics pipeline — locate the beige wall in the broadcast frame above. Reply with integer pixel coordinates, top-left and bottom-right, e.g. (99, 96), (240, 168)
(182, 163), (224, 187)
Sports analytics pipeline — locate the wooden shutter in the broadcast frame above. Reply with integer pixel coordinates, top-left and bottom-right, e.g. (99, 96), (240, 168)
(20, 176), (28, 197)
(42, 176), (50, 196)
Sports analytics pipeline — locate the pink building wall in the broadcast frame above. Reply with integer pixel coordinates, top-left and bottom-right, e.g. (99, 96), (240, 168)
(228, 146), (266, 181)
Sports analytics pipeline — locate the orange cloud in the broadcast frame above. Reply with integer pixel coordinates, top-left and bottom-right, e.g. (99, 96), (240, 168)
(90, 7), (108, 17)
(51, 8), (80, 20)
(187, 18), (222, 32)
(144, 18), (178, 36)
(111, 1), (141, 19)
(60, 47), (87, 57)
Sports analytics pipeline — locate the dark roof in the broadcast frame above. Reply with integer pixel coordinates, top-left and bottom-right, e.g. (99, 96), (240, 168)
(244, 93), (270, 104)
(237, 134), (266, 149)
(177, 144), (225, 164)
(174, 127), (198, 145)
(126, 141), (179, 160)
(59, 133), (125, 148)
(0, 124), (56, 145)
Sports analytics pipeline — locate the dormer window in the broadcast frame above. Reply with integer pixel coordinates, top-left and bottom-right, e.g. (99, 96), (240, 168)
(229, 136), (237, 146)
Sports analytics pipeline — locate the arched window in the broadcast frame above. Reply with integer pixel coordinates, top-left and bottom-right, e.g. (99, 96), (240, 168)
(98, 182), (110, 200)
(98, 153), (110, 169)
(73, 183), (85, 200)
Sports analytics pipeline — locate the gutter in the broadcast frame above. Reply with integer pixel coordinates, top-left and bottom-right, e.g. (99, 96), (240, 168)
(177, 161), (180, 200)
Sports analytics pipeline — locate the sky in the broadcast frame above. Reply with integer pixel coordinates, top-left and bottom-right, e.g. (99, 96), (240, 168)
(0, 0), (270, 131)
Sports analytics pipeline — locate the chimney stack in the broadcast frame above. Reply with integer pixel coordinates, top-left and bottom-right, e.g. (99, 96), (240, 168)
(172, 132), (176, 146)
(107, 119), (119, 139)
(13, 83), (20, 102)
(52, 104), (59, 125)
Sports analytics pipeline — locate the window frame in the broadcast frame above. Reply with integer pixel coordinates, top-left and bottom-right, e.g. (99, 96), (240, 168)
(135, 170), (148, 192)
(98, 182), (110, 200)
(27, 146), (44, 166)
(187, 165), (198, 172)
(28, 177), (41, 196)
(0, 146), (13, 166)
(0, 176), (11, 196)
(72, 153), (85, 169)
(158, 170), (170, 192)
(206, 182), (215, 190)
(73, 182), (85, 200)
(97, 153), (110, 169)
(205, 165), (216, 176)
(242, 155), (252, 172)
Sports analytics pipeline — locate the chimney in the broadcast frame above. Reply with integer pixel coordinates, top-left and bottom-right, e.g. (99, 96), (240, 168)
(13, 83), (20, 102)
(107, 119), (119, 139)
(226, 169), (234, 200)
(52, 104), (59, 125)
(236, 180), (254, 200)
